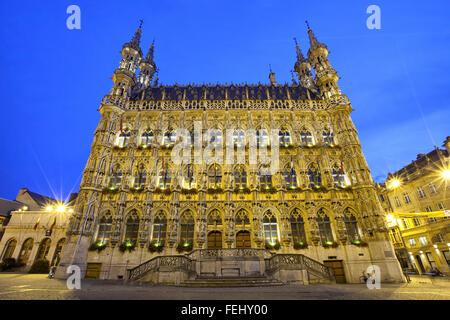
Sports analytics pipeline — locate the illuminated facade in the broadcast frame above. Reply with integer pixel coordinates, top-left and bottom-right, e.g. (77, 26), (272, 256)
(379, 138), (450, 275)
(54, 25), (404, 284)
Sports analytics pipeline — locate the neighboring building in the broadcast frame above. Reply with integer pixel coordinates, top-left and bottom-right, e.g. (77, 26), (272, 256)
(0, 199), (24, 241)
(379, 137), (450, 275)
(53, 24), (404, 284)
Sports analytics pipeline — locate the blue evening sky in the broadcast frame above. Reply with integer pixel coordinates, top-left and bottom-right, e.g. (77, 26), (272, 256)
(0, 1), (449, 201)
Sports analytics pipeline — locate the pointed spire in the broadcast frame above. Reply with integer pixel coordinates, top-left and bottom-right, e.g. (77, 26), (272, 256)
(306, 21), (326, 51)
(290, 70), (298, 85)
(123, 20), (144, 56)
(293, 37), (306, 62)
(144, 39), (156, 67)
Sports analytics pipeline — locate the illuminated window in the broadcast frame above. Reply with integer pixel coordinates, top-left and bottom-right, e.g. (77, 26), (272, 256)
(18, 238), (34, 264)
(235, 210), (250, 228)
(417, 186), (426, 199)
(317, 209), (334, 245)
(207, 210), (222, 229)
(412, 218), (421, 227)
(180, 211), (195, 245)
(419, 236), (428, 246)
(232, 129), (245, 146)
(96, 212), (112, 245)
(256, 127), (269, 145)
(322, 130), (334, 146)
(207, 164), (222, 188)
(343, 208), (360, 242)
(151, 211), (167, 245)
(260, 166), (272, 189)
(263, 211), (279, 244)
(182, 164), (196, 189)
(109, 165), (122, 188)
(308, 163), (322, 188)
(158, 163), (171, 189)
(290, 209), (306, 244)
(300, 129), (313, 146)
(408, 238), (416, 247)
(403, 192), (411, 204)
(279, 126), (291, 146)
(283, 164), (297, 188)
(134, 164), (146, 188)
(163, 129), (176, 147)
(234, 165), (247, 188)
(394, 196), (402, 207)
(51, 238), (65, 266)
(124, 211), (139, 244)
(117, 129), (131, 147)
(141, 130), (154, 146)
(332, 164), (346, 188)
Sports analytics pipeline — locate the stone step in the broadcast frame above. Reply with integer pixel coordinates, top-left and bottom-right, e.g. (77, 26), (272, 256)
(180, 277), (285, 287)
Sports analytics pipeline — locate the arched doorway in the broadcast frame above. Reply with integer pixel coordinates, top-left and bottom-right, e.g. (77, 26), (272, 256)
(2, 238), (17, 260)
(18, 238), (34, 264)
(35, 238), (51, 261)
(207, 231), (222, 249)
(236, 231), (251, 248)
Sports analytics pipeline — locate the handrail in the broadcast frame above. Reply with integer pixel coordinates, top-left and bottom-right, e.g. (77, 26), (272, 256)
(127, 255), (194, 281)
(267, 254), (334, 281)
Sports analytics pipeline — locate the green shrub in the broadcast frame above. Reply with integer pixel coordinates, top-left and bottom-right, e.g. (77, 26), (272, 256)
(29, 259), (50, 274)
(0, 258), (17, 271)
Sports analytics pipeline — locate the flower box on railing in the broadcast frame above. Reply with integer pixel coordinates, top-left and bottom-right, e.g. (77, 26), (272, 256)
(260, 187), (277, 194)
(322, 241), (339, 248)
(176, 242), (193, 253)
(137, 145), (151, 150)
(293, 241), (308, 250)
(233, 187), (251, 194)
(265, 240), (281, 250)
(129, 187), (144, 193)
(280, 144), (294, 149)
(181, 188), (198, 195)
(160, 145), (174, 150)
(103, 187), (119, 194)
(88, 242), (107, 252)
(119, 241), (136, 253)
(207, 187), (223, 194)
(148, 242), (164, 253)
(351, 239), (368, 247)
(154, 187), (171, 195)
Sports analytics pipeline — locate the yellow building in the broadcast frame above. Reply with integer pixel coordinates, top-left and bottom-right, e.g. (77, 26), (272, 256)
(52, 24), (404, 285)
(379, 137), (450, 275)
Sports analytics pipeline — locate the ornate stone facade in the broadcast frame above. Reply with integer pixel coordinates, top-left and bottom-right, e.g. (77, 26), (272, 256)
(55, 25), (404, 284)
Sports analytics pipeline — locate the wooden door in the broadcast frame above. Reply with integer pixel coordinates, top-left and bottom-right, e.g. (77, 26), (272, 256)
(85, 263), (102, 279)
(324, 260), (346, 283)
(207, 231), (223, 249)
(236, 231), (251, 248)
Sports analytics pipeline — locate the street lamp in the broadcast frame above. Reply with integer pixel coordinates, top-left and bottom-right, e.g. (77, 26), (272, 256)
(442, 169), (450, 181)
(388, 178), (401, 189)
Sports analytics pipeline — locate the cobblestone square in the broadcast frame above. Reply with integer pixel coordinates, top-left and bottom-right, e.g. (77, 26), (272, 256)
(0, 274), (449, 300)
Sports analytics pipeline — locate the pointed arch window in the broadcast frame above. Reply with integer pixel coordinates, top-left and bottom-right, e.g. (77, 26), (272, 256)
(158, 162), (171, 189)
(308, 163), (322, 188)
(290, 209), (306, 244)
(332, 163), (346, 188)
(96, 212), (112, 245)
(343, 208), (360, 242)
(300, 129), (313, 146)
(207, 210), (222, 229)
(2, 238), (17, 260)
(256, 127), (269, 145)
(182, 164), (196, 189)
(263, 211), (279, 244)
(109, 165), (122, 189)
(151, 211), (167, 245)
(232, 129), (245, 146)
(260, 165), (272, 189)
(117, 129), (131, 148)
(141, 129), (154, 146)
(124, 210), (139, 244)
(235, 209), (250, 228)
(208, 164), (222, 188)
(322, 130), (334, 147)
(134, 164), (146, 188)
(209, 128), (223, 145)
(234, 165), (247, 189)
(279, 126), (291, 146)
(163, 128), (176, 147)
(283, 163), (297, 188)
(180, 211), (195, 245)
(51, 238), (65, 266)
(317, 209), (334, 245)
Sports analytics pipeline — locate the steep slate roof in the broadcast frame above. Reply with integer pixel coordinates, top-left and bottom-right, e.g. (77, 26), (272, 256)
(25, 190), (56, 207)
(131, 84), (319, 102)
(0, 198), (25, 218)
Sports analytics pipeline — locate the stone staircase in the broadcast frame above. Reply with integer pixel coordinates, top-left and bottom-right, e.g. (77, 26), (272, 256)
(180, 276), (284, 287)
